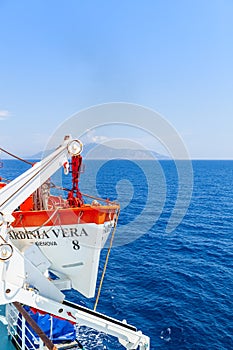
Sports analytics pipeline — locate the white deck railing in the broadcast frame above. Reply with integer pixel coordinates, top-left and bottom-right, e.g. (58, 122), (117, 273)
(6, 303), (45, 350)
(6, 303), (80, 350)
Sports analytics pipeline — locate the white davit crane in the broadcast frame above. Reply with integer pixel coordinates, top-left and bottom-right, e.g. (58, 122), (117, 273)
(0, 136), (150, 350)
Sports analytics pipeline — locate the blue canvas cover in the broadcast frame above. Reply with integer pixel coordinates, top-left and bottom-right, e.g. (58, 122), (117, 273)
(17, 306), (76, 349)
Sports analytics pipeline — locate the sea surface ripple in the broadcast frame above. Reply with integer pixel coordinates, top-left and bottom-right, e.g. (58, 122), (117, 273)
(2, 159), (233, 349)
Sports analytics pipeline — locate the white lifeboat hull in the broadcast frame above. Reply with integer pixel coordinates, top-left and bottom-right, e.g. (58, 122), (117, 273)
(8, 204), (118, 298)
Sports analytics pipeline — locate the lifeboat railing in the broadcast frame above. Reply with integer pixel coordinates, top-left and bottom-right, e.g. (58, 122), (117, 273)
(50, 182), (119, 207)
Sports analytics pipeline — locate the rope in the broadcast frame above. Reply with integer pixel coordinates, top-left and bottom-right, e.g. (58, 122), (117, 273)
(0, 147), (65, 208)
(76, 339), (85, 349)
(15, 207), (61, 234)
(50, 183), (118, 206)
(93, 208), (120, 311)
(0, 147), (34, 165)
(82, 192), (118, 205)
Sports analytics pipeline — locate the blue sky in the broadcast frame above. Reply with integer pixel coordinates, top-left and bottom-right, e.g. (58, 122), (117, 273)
(0, 0), (233, 159)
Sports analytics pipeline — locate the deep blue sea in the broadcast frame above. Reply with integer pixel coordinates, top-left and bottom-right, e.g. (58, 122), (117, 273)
(1, 159), (233, 350)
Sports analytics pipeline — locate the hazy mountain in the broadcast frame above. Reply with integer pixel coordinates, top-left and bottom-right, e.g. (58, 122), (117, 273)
(28, 143), (169, 160)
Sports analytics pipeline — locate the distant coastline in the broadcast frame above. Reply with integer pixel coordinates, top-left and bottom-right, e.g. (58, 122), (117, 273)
(25, 143), (170, 160)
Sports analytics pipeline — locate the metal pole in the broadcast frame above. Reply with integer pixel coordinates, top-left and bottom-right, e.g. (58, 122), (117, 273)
(22, 316), (25, 350)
